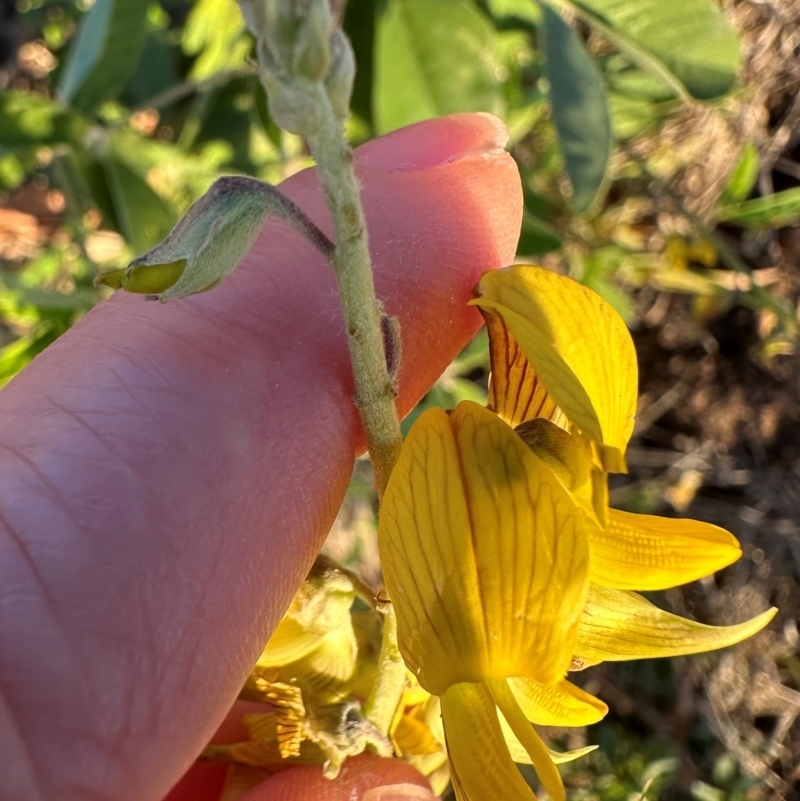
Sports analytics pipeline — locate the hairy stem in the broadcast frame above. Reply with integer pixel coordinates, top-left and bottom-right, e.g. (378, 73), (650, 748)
(361, 604), (407, 733)
(305, 85), (403, 497)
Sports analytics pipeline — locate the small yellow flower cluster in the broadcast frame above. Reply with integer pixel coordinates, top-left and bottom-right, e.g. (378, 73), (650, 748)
(377, 265), (776, 801)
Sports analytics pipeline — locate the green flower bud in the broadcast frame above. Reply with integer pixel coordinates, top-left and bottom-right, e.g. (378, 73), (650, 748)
(241, 0), (332, 81)
(95, 260), (187, 296)
(291, 0), (333, 81)
(262, 70), (322, 137)
(324, 30), (355, 120)
(95, 176), (333, 302)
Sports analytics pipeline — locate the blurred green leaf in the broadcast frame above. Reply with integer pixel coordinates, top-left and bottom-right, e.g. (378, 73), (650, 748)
(0, 326), (62, 387)
(555, 0), (741, 100)
(720, 143), (759, 205)
(58, 0), (150, 111)
(0, 91), (89, 149)
(343, 0), (377, 128)
(485, 0), (542, 26)
(517, 209), (562, 256)
(183, 0), (251, 80)
(718, 188), (800, 229)
(0, 150), (37, 191)
(607, 92), (660, 140)
(541, 4), (611, 212)
(102, 156), (177, 254)
(120, 31), (182, 108)
(374, 0), (504, 133)
(603, 56), (679, 139)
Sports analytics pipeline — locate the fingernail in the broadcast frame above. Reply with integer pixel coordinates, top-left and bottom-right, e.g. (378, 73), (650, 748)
(354, 113), (509, 172)
(361, 782), (438, 801)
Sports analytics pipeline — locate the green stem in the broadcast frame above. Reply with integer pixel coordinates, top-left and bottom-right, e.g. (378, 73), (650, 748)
(305, 85), (403, 498)
(361, 604), (407, 733)
(302, 93), (407, 730)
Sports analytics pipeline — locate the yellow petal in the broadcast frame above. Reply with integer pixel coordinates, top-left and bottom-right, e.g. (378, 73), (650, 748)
(488, 678), (565, 801)
(587, 510), (742, 591)
(258, 558), (355, 668)
(392, 705), (444, 757)
(547, 744), (598, 765)
(379, 401), (590, 695)
(515, 420), (608, 526)
(441, 682), (537, 801)
(507, 676), (608, 726)
(203, 710), (323, 769)
(484, 308), (568, 430)
(575, 584), (777, 663)
(503, 720), (598, 766)
(278, 626), (358, 705)
(473, 266), (638, 471)
(514, 418), (591, 493)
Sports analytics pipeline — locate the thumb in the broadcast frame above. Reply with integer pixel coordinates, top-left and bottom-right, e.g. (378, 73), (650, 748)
(0, 113), (521, 801)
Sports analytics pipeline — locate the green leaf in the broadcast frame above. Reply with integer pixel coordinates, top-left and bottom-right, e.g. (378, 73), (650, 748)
(102, 156), (177, 254)
(0, 91), (88, 149)
(518, 209), (562, 256)
(718, 188), (800, 230)
(486, 0), (542, 26)
(58, 0), (150, 111)
(555, 0), (741, 100)
(374, 0), (504, 133)
(343, 0), (377, 127)
(0, 326), (62, 387)
(182, 0), (251, 80)
(541, 4), (611, 212)
(720, 142), (758, 205)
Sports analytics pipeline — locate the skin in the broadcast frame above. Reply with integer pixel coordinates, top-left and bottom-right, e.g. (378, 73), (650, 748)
(0, 113), (522, 801)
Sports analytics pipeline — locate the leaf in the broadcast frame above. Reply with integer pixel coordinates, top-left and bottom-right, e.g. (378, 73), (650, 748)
(0, 326), (62, 387)
(717, 187), (800, 229)
(182, 0), (251, 80)
(720, 142), (759, 205)
(517, 210), (562, 257)
(342, 0), (377, 125)
(603, 59), (680, 140)
(555, 0), (741, 100)
(374, 0), (504, 133)
(540, 4), (611, 212)
(101, 156), (177, 255)
(0, 91), (88, 150)
(58, 0), (150, 111)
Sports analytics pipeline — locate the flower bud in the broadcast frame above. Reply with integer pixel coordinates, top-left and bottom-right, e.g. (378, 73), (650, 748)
(291, 0), (333, 81)
(325, 29), (355, 119)
(262, 71), (322, 136)
(95, 176), (302, 301)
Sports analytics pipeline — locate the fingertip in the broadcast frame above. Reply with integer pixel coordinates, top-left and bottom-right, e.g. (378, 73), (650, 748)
(353, 113), (510, 171)
(362, 783), (438, 801)
(241, 755), (432, 801)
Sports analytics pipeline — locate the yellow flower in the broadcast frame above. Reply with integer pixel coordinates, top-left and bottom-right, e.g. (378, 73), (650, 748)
(378, 265), (776, 800)
(474, 264), (777, 670)
(380, 400), (601, 801)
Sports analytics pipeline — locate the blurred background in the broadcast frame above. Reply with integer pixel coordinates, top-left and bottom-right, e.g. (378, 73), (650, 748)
(2, 0), (800, 798)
